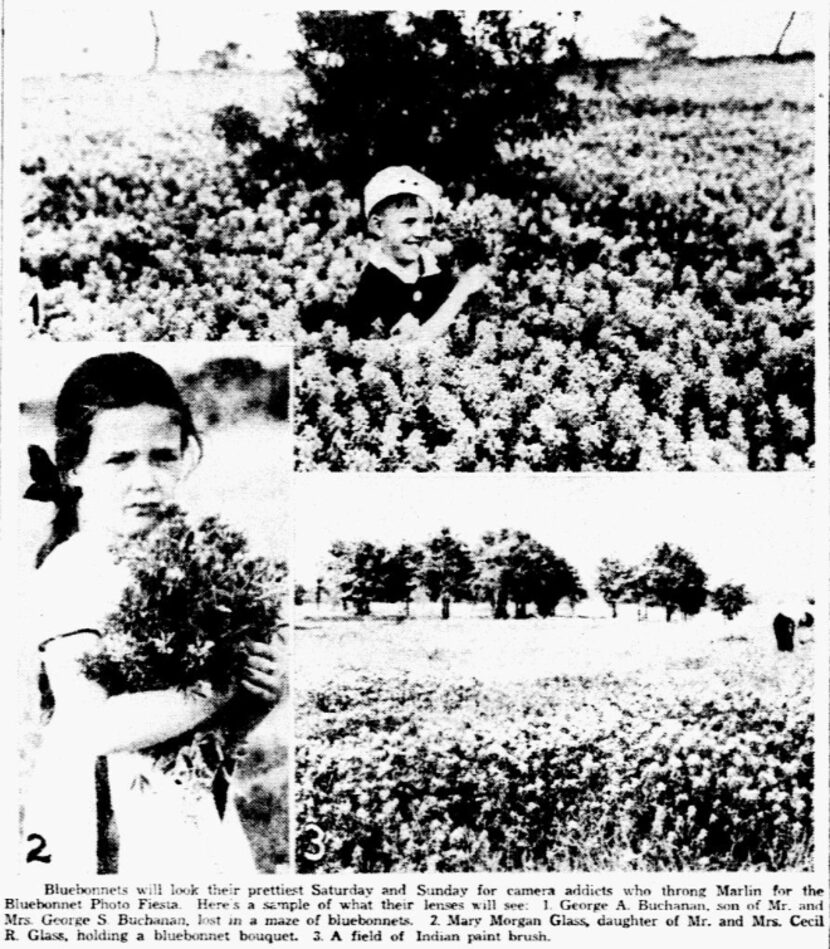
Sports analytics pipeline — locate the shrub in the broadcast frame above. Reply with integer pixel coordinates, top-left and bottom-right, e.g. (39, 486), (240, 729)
(224, 12), (582, 198)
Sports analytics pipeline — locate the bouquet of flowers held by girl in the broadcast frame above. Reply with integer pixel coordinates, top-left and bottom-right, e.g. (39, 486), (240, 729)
(81, 506), (286, 810)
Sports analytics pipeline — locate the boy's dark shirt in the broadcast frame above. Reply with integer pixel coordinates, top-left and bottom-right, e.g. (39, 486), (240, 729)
(345, 261), (456, 339)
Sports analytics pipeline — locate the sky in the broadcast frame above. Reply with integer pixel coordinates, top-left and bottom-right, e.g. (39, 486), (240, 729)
(10, 4), (817, 77)
(16, 342), (292, 403)
(294, 472), (818, 605)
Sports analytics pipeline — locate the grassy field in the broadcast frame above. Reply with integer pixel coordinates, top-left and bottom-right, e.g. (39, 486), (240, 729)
(564, 57), (813, 103)
(295, 610), (813, 872)
(20, 60), (812, 162)
(295, 605), (809, 688)
(21, 70), (295, 160)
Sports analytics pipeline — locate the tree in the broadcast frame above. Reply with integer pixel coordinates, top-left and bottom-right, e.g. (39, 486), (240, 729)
(640, 542), (708, 622)
(325, 540), (389, 615)
(421, 528), (474, 620)
(212, 105), (262, 151)
(627, 565), (654, 621)
(533, 553), (585, 617)
(200, 42), (247, 71)
(325, 541), (356, 613)
(711, 582), (751, 621)
(148, 10), (160, 72)
(475, 529), (584, 619)
(596, 557), (636, 618)
(638, 16), (697, 63)
(771, 12), (796, 60)
(504, 533), (550, 619)
(212, 11), (581, 197)
(384, 543), (425, 617)
(474, 529), (518, 619)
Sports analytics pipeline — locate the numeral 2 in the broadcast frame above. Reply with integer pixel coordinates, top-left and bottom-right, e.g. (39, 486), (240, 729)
(26, 833), (51, 863)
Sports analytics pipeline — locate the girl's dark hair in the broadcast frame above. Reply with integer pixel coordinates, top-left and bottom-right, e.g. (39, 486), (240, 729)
(36, 352), (200, 566)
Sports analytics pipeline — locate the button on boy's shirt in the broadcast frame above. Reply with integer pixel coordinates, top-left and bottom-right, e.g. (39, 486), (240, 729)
(347, 247), (456, 339)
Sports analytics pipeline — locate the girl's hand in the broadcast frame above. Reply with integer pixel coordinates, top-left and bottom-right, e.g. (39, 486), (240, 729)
(242, 632), (286, 704)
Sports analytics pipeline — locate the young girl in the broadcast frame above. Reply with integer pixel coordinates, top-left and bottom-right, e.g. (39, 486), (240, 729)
(20, 351), (283, 875)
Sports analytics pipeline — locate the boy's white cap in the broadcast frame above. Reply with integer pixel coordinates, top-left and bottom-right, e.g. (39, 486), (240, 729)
(363, 166), (441, 218)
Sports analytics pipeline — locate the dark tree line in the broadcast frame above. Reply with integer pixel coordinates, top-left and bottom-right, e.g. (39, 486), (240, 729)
(316, 527), (586, 619)
(596, 544), (751, 622)
(305, 534), (751, 623)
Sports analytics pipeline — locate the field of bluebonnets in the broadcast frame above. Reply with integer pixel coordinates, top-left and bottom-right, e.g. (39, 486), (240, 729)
(295, 612), (813, 872)
(20, 56), (814, 471)
(294, 59), (814, 472)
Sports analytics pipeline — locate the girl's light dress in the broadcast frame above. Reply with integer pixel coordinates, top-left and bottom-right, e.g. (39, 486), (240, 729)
(21, 530), (255, 876)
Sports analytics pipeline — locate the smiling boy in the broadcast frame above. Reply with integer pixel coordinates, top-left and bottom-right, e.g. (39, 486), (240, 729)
(347, 166), (488, 340)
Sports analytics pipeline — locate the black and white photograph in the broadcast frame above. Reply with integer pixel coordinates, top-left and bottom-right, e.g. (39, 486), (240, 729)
(283, 10), (815, 472)
(15, 344), (291, 874)
(1, 1), (828, 945)
(14, 8), (815, 471)
(294, 474), (816, 873)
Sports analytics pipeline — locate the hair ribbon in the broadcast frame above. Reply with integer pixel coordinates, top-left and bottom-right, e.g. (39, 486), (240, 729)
(24, 444), (75, 504)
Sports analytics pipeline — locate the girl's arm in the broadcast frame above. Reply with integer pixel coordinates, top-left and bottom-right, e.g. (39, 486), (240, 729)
(219, 632), (288, 738)
(41, 633), (231, 756)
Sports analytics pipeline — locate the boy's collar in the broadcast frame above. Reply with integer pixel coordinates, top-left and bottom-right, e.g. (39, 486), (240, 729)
(368, 245), (441, 284)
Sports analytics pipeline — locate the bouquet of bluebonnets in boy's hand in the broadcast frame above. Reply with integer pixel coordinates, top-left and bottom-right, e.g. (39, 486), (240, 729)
(82, 506), (286, 804)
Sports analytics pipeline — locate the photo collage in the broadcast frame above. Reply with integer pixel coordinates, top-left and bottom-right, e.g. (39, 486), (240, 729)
(3, 5), (825, 894)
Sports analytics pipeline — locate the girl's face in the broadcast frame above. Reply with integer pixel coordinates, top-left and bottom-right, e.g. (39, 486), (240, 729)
(68, 405), (187, 540)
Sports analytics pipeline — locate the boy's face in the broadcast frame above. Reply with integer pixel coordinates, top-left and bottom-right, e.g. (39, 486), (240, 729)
(370, 196), (434, 266)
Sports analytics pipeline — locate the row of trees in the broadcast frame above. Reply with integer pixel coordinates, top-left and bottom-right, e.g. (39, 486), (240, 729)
(597, 549), (750, 622)
(314, 528), (586, 621)
(298, 530), (750, 622)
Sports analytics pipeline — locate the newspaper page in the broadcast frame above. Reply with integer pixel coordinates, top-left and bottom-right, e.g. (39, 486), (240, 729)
(0, 3), (828, 948)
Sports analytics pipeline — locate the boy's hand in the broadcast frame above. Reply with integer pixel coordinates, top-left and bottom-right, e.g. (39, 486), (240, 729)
(390, 312), (421, 339)
(455, 264), (490, 300)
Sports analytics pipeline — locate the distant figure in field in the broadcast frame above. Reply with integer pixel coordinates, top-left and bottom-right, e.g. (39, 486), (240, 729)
(772, 612), (795, 652)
